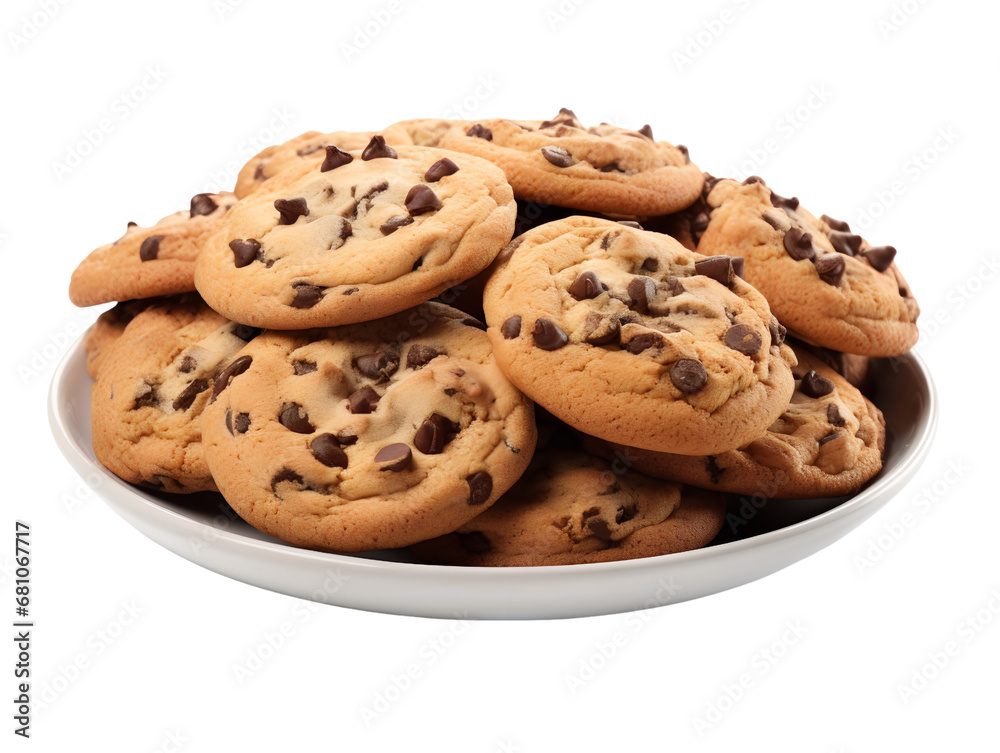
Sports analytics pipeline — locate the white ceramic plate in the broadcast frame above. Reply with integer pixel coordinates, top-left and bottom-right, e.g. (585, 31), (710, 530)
(49, 338), (936, 619)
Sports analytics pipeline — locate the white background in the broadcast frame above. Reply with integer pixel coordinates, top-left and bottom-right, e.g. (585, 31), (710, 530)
(3, 0), (999, 749)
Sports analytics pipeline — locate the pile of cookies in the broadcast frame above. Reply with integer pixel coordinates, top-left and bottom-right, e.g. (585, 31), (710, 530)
(70, 109), (918, 567)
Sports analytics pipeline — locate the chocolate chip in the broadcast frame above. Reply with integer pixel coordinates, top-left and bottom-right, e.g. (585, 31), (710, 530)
(819, 431), (841, 446)
(600, 161), (624, 173)
(458, 531), (491, 553)
(495, 316), (521, 341)
(343, 287), (359, 295)
(126, 221), (138, 229)
(466, 124), (492, 140)
(569, 270), (608, 300)
(424, 157), (459, 182)
(694, 255), (741, 287)
(800, 370), (834, 398)
(625, 332), (664, 354)
(829, 231), (863, 257)
(600, 231), (620, 250)
(770, 190), (799, 211)
(641, 257), (659, 272)
(321, 145), (353, 172)
(762, 211), (785, 230)
(179, 355), (197, 373)
(532, 318), (568, 350)
(189, 193), (218, 217)
(540, 108), (579, 128)
(814, 255), (846, 286)
(225, 407), (233, 435)
(864, 245), (897, 272)
(375, 443), (411, 471)
(724, 324), (762, 356)
(133, 382), (159, 410)
(406, 344), (440, 369)
(270, 468), (304, 494)
(405, 184), (442, 215)
(279, 402), (314, 433)
(355, 350), (399, 381)
(586, 517), (613, 543)
(743, 176), (765, 185)
(638, 124), (654, 139)
(171, 378), (209, 411)
(541, 146), (574, 168)
(337, 430), (358, 445)
(414, 413), (458, 455)
(769, 318), (787, 346)
(229, 238), (261, 268)
(210, 355), (253, 402)
(361, 135), (398, 160)
(234, 412), (251, 434)
(783, 228), (816, 261)
(348, 385), (380, 414)
(706, 456), (725, 484)
(290, 283), (324, 308)
(381, 215), (414, 235)
(616, 504), (637, 524)
(311, 434), (348, 468)
(627, 276), (656, 312)
(827, 403), (846, 427)
(466, 471), (493, 505)
(293, 360), (317, 375)
(139, 236), (162, 261)
(670, 359), (708, 394)
(677, 144), (690, 163)
(275, 197), (309, 226)
(582, 312), (621, 345)
(462, 318), (487, 331)
(232, 324), (262, 341)
(821, 214), (851, 232)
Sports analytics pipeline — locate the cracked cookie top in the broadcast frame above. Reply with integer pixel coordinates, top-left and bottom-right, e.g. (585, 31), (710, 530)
(70, 192), (237, 307)
(410, 449), (726, 566)
(482, 216), (797, 456)
(196, 139), (516, 329)
(91, 297), (260, 493)
(200, 302), (537, 552)
(438, 108), (703, 215)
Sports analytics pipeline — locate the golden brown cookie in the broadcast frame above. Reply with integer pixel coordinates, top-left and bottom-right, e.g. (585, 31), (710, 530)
(410, 449), (726, 566)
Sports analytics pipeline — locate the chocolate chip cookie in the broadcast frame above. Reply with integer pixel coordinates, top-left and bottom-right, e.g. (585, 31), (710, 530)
(482, 216), (797, 456)
(200, 303), (537, 552)
(91, 298), (259, 493)
(584, 347), (885, 498)
(688, 177), (920, 356)
(410, 449), (726, 566)
(195, 139), (516, 329)
(84, 300), (151, 378)
(438, 108), (702, 215)
(69, 192), (237, 307)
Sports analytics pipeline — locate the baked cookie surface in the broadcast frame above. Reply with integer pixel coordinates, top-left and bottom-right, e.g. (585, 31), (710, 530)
(690, 177), (919, 356)
(482, 216), (797, 456)
(585, 348), (885, 498)
(84, 300), (155, 379)
(69, 192), (237, 307)
(91, 298), (259, 493)
(438, 108), (702, 216)
(410, 449), (725, 566)
(196, 140), (516, 329)
(200, 303), (537, 552)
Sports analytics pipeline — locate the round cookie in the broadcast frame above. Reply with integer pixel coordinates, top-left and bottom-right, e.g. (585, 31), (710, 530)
(91, 298), (259, 493)
(200, 303), (537, 552)
(584, 347), (886, 498)
(438, 108), (702, 216)
(195, 139), (516, 329)
(410, 449), (726, 566)
(69, 192), (237, 307)
(482, 216), (797, 456)
(690, 176), (920, 356)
